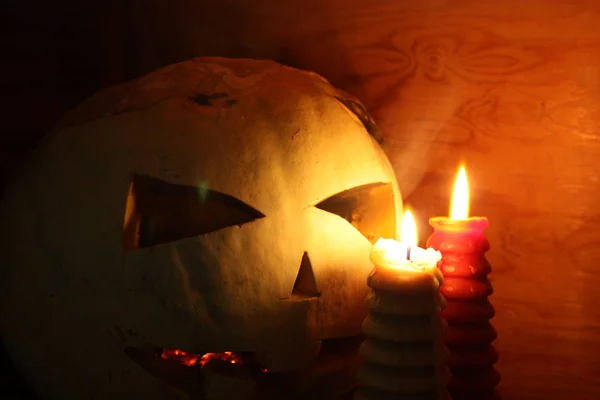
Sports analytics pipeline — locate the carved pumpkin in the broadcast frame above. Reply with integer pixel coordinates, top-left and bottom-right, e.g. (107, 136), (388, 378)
(0, 57), (402, 399)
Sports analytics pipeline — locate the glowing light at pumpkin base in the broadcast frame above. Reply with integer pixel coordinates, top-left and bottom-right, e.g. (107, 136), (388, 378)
(160, 348), (268, 372)
(427, 165), (500, 399)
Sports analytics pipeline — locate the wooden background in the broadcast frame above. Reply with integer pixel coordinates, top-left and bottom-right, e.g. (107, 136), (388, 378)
(3, 0), (600, 399)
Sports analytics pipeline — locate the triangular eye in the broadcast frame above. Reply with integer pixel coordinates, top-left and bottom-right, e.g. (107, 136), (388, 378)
(315, 182), (396, 243)
(123, 174), (264, 251)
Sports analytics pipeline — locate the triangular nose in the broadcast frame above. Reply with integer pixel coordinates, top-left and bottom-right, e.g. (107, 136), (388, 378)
(292, 252), (321, 298)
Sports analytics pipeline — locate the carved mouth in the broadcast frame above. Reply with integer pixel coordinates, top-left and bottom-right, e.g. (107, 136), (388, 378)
(158, 348), (267, 371)
(125, 336), (363, 399)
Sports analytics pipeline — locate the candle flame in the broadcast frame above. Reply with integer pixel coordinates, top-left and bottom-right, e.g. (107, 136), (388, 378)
(449, 166), (470, 220)
(400, 210), (418, 247)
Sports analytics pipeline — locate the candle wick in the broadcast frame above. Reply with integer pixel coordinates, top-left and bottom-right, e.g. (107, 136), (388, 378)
(407, 245), (412, 261)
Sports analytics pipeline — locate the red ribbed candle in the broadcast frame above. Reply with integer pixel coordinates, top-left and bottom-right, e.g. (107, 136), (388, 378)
(427, 216), (500, 400)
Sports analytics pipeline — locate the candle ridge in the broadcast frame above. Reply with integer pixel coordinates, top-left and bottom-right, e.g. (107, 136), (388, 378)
(427, 217), (500, 400)
(355, 237), (450, 400)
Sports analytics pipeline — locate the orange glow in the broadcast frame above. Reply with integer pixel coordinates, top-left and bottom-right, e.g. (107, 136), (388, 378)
(449, 166), (469, 220)
(160, 349), (266, 370)
(400, 209), (418, 247)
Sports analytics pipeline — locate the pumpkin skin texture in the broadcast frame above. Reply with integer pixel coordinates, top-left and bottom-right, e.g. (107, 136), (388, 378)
(0, 57), (402, 400)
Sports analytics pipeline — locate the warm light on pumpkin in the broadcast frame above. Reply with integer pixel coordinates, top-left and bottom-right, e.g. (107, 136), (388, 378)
(449, 166), (469, 220)
(400, 209), (418, 247)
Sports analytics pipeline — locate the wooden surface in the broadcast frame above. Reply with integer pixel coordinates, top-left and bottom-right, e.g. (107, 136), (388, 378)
(3, 0), (600, 399)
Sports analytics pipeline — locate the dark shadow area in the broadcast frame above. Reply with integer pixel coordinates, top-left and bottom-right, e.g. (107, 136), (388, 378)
(0, 341), (41, 399)
(0, 0), (362, 397)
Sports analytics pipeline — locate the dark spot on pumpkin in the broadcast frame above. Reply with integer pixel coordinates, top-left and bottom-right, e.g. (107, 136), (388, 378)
(128, 329), (139, 337)
(189, 92), (236, 108)
(334, 96), (383, 144)
(114, 325), (127, 342)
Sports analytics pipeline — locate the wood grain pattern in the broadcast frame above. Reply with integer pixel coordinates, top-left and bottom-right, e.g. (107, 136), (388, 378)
(3, 0), (600, 399)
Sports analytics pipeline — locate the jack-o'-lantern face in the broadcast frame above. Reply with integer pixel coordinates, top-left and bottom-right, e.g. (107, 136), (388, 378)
(0, 58), (401, 400)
